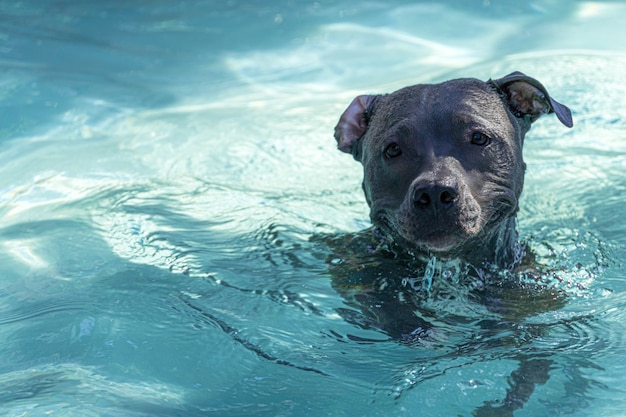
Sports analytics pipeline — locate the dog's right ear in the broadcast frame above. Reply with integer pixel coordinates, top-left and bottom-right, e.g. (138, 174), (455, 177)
(489, 71), (573, 128)
(334, 95), (377, 160)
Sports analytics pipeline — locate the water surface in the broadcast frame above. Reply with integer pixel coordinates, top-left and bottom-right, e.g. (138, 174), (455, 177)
(1, 1), (626, 416)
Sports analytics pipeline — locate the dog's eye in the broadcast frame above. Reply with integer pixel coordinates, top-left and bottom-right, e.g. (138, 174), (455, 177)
(384, 143), (402, 158)
(470, 131), (491, 146)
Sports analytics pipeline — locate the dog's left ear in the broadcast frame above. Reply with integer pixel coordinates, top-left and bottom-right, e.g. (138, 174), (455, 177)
(489, 71), (573, 128)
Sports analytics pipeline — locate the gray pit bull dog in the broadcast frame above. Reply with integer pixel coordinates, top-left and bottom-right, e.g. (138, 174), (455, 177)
(334, 72), (573, 271)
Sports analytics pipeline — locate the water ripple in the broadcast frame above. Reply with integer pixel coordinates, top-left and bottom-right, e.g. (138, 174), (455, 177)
(177, 295), (331, 377)
(0, 300), (89, 326)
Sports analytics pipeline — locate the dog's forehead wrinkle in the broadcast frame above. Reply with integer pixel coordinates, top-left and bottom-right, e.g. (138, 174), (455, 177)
(371, 84), (512, 147)
(387, 118), (417, 138)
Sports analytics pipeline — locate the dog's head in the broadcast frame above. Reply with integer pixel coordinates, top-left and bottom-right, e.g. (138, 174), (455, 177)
(334, 72), (572, 263)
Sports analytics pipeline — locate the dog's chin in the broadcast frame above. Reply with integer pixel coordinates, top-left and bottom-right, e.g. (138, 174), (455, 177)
(374, 210), (478, 255)
(412, 231), (468, 255)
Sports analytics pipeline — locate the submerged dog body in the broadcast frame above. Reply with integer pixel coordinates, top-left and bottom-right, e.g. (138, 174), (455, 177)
(334, 72), (573, 270)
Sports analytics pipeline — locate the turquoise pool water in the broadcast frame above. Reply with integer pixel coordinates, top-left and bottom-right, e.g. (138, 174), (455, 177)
(1, 1), (626, 416)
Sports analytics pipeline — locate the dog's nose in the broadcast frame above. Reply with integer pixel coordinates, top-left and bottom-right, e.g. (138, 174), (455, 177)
(412, 184), (458, 211)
